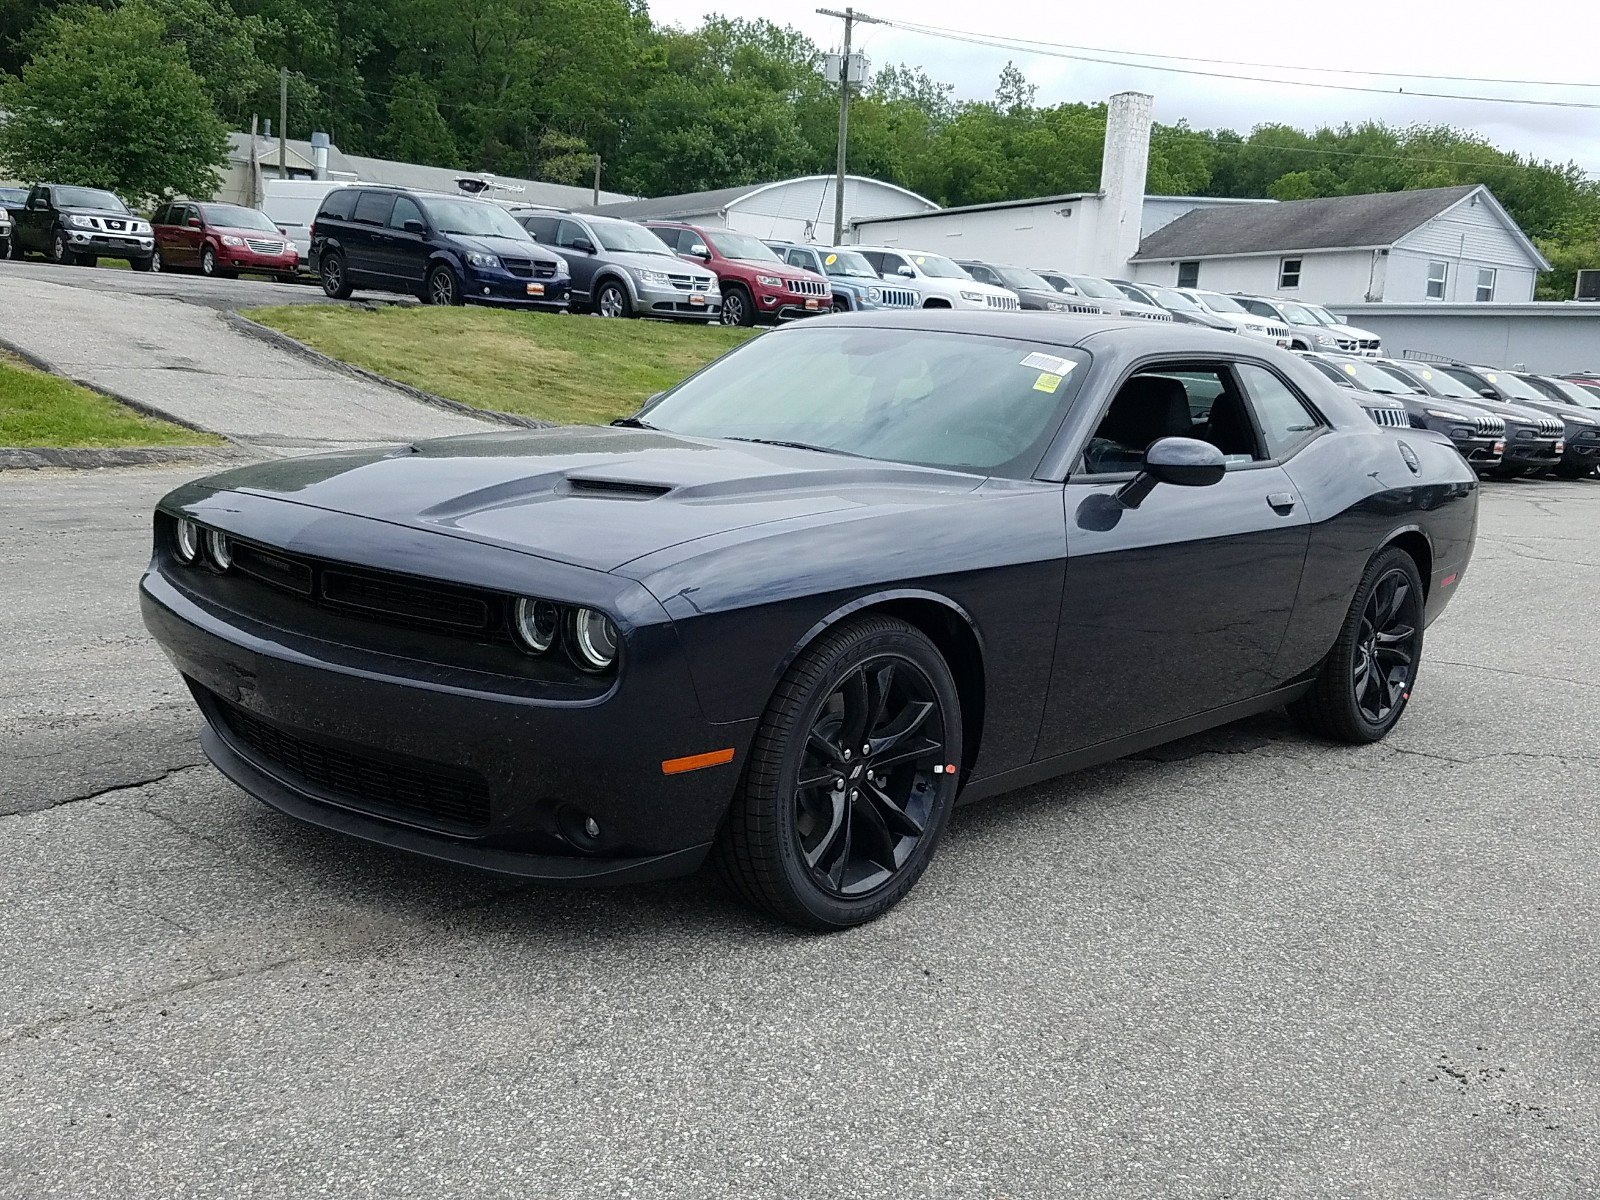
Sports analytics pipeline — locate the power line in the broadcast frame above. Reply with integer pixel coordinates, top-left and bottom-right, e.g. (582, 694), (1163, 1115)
(871, 16), (1600, 110)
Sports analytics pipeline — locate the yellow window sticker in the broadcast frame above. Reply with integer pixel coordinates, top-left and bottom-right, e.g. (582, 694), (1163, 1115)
(1034, 372), (1064, 393)
(825, 253), (837, 265)
(914, 256), (926, 265)
(1344, 364), (1358, 374)
(1421, 370), (1434, 380)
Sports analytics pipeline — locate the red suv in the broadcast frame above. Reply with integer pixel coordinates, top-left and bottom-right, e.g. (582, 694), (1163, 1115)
(644, 221), (829, 327)
(151, 200), (299, 280)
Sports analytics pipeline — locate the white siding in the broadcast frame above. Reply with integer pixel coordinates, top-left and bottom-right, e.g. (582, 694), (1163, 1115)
(850, 198), (1099, 269)
(1386, 248), (1537, 304)
(1128, 250), (1379, 304)
(1387, 192), (1540, 302)
(722, 178), (936, 244)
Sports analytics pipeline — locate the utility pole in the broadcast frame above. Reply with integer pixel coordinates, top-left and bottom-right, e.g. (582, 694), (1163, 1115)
(592, 154), (602, 207)
(817, 7), (882, 245)
(278, 67), (289, 180)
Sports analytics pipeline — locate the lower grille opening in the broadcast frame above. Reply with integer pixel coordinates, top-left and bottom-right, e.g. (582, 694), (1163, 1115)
(209, 691), (492, 833)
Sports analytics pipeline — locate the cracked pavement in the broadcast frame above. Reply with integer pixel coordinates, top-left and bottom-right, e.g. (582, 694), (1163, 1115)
(1, 468), (1597, 1198)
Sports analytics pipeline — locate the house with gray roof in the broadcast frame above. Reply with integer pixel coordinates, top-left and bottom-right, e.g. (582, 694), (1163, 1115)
(1128, 184), (1550, 304)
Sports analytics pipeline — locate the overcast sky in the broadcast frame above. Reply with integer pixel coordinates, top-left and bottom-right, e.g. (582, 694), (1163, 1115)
(646, 0), (1600, 175)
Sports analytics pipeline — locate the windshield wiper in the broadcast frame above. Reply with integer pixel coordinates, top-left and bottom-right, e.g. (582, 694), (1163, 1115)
(611, 416), (658, 430)
(723, 436), (862, 458)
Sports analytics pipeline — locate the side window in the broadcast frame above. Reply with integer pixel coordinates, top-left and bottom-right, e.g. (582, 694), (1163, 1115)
(520, 215), (558, 243)
(858, 250), (884, 274)
(352, 191), (394, 226)
(1176, 261), (1200, 288)
(1082, 365), (1266, 475)
(880, 252), (910, 277)
(1236, 364), (1324, 460)
(388, 196), (423, 231)
(170, 205), (193, 225)
(967, 265), (997, 285)
(555, 219), (588, 249)
(784, 248), (813, 271)
(648, 226), (682, 252)
(1240, 299), (1272, 318)
(152, 204), (171, 225)
(318, 189), (355, 221)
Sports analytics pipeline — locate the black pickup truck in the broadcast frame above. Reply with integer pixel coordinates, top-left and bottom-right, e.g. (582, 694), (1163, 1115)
(10, 183), (155, 268)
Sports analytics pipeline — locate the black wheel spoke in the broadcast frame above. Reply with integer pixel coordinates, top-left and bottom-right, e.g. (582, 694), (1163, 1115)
(807, 729), (844, 766)
(864, 781), (924, 839)
(803, 788), (850, 874)
(871, 735), (943, 771)
(1351, 567), (1421, 726)
(867, 699), (933, 759)
(837, 668), (872, 755)
(851, 788), (899, 871)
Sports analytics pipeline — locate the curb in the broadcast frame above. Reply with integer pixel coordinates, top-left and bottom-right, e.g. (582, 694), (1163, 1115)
(0, 445), (242, 471)
(222, 312), (551, 430)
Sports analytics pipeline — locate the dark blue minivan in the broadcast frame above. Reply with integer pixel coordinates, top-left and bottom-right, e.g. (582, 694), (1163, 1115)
(311, 185), (570, 309)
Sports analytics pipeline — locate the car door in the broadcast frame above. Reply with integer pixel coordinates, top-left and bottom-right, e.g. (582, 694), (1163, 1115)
(171, 204), (203, 266)
(379, 194), (428, 286)
(878, 251), (914, 281)
(344, 190), (393, 280)
(1037, 357), (1317, 757)
(555, 218), (600, 302)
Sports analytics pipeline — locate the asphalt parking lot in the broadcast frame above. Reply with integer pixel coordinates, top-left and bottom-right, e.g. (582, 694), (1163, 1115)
(1, 467), (1596, 1199)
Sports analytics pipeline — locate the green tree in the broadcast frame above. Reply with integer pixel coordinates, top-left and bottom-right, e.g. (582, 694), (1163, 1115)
(382, 74), (457, 165)
(1268, 170), (1318, 201)
(0, 2), (228, 203)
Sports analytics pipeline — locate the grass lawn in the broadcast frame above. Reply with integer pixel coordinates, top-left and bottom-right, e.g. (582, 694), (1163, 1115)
(244, 305), (759, 425)
(0, 353), (221, 448)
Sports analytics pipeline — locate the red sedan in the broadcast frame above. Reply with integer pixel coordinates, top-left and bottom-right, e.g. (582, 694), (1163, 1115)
(151, 201), (300, 280)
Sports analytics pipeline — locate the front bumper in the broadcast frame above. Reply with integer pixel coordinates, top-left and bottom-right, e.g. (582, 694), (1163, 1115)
(1503, 431), (1564, 468)
(466, 266), (572, 309)
(66, 229), (153, 257)
(138, 497), (749, 885)
(1561, 429), (1600, 467)
(753, 288), (829, 322)
(635, 279), (721, 319)
(219, 245), (300, 274)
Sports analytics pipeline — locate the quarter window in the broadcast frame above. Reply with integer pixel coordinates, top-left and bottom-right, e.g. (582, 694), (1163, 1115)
(317, 189), (355, 221)
(1426, 260), (1449, 300)
(1476, 267), (1496, 302)
(879, 252), (911, 277)
(649, 226), (684, 252)
(1279, 258), (1302, 289)
(1235, 364), (1324, 459)
(352, 191), (394, 226)
(520, 214), (559, 243)
(1176, 261), (1200, 288)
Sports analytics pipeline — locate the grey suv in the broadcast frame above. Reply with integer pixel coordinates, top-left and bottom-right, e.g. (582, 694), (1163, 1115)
(513, 208), (721, 322)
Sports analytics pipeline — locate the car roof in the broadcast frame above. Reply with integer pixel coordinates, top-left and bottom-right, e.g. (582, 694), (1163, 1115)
(810, 309), (1262, 351)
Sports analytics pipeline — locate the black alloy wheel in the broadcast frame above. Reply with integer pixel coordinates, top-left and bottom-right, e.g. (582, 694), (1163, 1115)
(427, 264), (463, 306)
(715, 615), (962, 929)
(1289, 546), (1424, 743)
(720, 285), (753, 327)
(595, 279), (630, 318)
(319, 251), (352, 299)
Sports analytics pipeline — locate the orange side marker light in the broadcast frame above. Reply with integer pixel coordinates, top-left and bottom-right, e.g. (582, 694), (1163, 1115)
(661, 748), (736, 775)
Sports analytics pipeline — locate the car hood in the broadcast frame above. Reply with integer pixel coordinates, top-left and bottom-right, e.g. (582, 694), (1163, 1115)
(210, 223), (290, 241)
(200, 426), (984, 573)
(610, 249), (714, 279)
(1324, 321), (1379, 339)
(448, 233), (560, 263)
(60, 205), (138, 220)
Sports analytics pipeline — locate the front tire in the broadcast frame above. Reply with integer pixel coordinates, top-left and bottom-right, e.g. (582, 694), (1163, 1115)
(149, 246), (164, 273)
(49, 229), (71, 264)
(426, 264), (463, 306)
(319, 250), (353, 299)
(719, 285), (754, 327)
(594, 278), (631, 318)
(1288, 547), (1425, 744)
(714, 615), (963, 930)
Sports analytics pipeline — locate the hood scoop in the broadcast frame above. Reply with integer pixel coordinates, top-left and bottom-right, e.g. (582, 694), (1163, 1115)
(563, 477), (673, 500)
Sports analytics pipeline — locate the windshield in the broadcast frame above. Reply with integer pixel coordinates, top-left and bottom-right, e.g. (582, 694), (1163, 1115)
(821, 249), (878, 278)
(1334, 359), (1420, 394)
(902, 253), (969, 279)
(1403, 365), (1480, 399)
(991, 265), (1054, 291)
(1303, 305), (1342, 327)
(199, 204), (277, 232)
(640, 327), (1088, 477)
(1037, 273), (1073, 293)
(1068, 276), (1124, 300)
(421, 198), (530, 240)
(705, 230), (781, 263)
(0, 188), (27, 204)
(1194, 291), (1248, 314)
(1280, 302), (1320, 325)
(1481, 369), (1548, 402)
(593, 220), (674, 255)
(56, 187), (127, 212)
(1530, 376), (1600, 409)
(1146, 286), (1202, 312)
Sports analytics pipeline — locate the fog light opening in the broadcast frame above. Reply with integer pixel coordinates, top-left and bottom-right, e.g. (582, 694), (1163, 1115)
(557, 806), (604, 851)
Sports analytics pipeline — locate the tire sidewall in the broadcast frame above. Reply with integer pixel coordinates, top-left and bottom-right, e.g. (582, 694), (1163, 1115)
(320, 252), (349, 298)
(721, 285), (752, 327)
(1340, 548), (1425, 739)
(427, 265), (461, 306)
(596, 279), (629, 318)
(763, 623), (963, 928)
(50, 230), (68, 263)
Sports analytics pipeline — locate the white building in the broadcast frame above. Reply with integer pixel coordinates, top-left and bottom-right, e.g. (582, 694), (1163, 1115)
(587, 175), (939, 243)
(1128, 184), (1550, 304)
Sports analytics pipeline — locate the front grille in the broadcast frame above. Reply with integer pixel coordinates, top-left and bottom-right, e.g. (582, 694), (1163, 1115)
(1359, 339), (1381, 351)
(667, 273), (712, 292)
(1064, 302), (1103, 315)
(785, 278), (829, 297)
(1130, 309), (1170, 321)
(1334, 337), (1358, 351)
(245, 238), (283, 254)
(102, 218), (127, 232)
(214, 695), (492, 832)
(1366, 405), (1409, 428)
(877, 287), (917, 308)
(1535, 416), (1563, 437)
(986, 294), (1021, 311)
(1269, 325), (1291, 339)
(1471, 414), (1505, 436)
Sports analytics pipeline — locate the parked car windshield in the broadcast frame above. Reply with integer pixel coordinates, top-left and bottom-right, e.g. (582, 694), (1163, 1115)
(198, 204), (277, 232)
(1302, 304), (1344, 327)
(0, 187), (27, 204)
(1145, 286), (1203, 312)
(421, 198), (530, 240)
(593, 221), (675, 255)
(1195, 291), (1249, 314)
(705, 230), (782, 263)
(1483, 369), (1551, 403)
(989, 265), (1054, 291)
(1401, 365), (1481, 399)
(56, 187), (127, 212)
(822, 249), (878, 278)
(907, 253), (971, 279)
(1530, 376), (1600, 409)
(1067, 276), (1124, 300)
(1279, 301), (1320, 325)
(640, 327), (1088, 478)
(1334, 359), (1420, 394)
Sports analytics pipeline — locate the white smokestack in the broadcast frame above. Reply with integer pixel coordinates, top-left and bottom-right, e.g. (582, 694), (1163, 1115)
(311, 131), (331, 181)
(1096, 91), (1153, 277)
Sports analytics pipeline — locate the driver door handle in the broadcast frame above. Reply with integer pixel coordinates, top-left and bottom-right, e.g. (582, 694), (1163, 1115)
(1267, 491), (1297, 513)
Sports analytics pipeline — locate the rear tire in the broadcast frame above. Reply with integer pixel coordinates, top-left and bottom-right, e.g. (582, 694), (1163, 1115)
(149, 246), (164, 273)
(714, 615), (963, 930)
(318, 250), (353, 299)
(1288, 547), (1425, 744)
(82, 256), (99, 269)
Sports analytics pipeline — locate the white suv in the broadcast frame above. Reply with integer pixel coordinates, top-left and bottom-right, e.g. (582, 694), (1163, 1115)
(1174, 288), (1292, 347)
(855, 246), (1020, 311)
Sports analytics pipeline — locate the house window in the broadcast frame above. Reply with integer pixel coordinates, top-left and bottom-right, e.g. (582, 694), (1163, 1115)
(1278, 258), (1302, 289)
(1176, 261), (1200, 288)
(1475, 268), (1497, 302)
(1426, 261), (1449, 300)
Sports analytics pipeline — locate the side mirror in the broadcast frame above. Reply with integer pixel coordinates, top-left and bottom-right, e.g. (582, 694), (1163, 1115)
(574, 237), (597, 255)
(186, 217), (202, 228)
(688, 243), (710, 259)
(403, 219), (425, 234)
(1115, 437), (1226, 508)
(895, 265), (915, 278)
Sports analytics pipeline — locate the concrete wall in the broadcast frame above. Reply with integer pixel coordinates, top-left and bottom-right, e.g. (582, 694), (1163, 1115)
(1128, 250), (1379, 303)
(1326, 304), (1600, 373)
(1096, 92), (1152, 277)
(720, 177), (936, 244)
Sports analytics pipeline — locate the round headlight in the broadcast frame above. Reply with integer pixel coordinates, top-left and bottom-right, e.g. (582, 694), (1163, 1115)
(512, 597), (561, 655)
(174, 518), (201, 564)
(569, 608), (619, 672)
(205, 529), (233, 571)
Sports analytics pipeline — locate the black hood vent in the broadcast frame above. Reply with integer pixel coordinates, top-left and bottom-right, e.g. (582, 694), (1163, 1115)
(564, 477), (672, 500)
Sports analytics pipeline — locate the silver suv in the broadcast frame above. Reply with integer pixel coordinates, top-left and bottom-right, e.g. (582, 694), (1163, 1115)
(1235, 295), (1362, 354)
(511, 207), (721, 322)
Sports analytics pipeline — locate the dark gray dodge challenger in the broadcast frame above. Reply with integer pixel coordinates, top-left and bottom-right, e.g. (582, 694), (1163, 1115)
(141, 314), (1478, 929)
